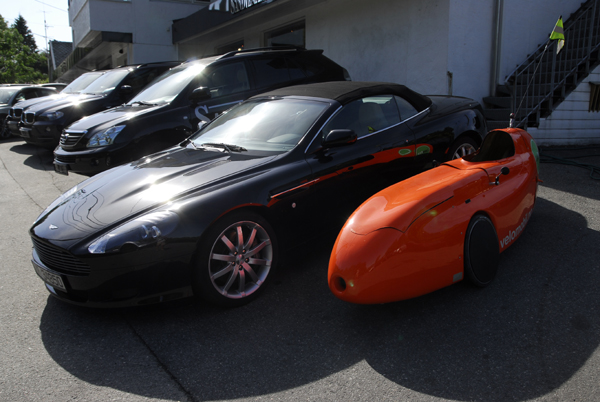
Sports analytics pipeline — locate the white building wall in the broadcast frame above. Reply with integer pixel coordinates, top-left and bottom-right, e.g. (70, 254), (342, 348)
(529, 64), (600, 145)
(308, 0), (451, 96)
(70, 0), (202, 61)
(447, 0), (495, 102)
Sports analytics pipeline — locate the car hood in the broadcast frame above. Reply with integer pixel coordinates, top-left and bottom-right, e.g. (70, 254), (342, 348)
(69, 103), (167, 133)
(32, 147), (277, 243)
(12, 94), (68, 110)
(25, 94), (103, 115)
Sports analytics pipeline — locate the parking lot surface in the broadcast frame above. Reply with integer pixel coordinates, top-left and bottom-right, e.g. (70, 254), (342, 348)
(1, 137), (599, 402)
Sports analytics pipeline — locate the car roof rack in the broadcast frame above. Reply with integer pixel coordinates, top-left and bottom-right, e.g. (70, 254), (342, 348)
(219, 46), (306, 59)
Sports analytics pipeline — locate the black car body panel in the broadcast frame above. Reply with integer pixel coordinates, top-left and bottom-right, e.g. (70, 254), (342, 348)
(30, 81), (487, 307)
(18, 63), (179, 148)
(53, 47), (351, 175)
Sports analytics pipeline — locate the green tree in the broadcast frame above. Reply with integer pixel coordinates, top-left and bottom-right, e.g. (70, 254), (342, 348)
(0, 15), (47, 83)
(12, 15), (37, 54)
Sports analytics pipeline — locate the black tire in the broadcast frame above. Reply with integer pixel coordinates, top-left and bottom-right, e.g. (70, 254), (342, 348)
(193, 211), (277, 307)
(448, 136), (478, 160)
(464, 214), (499, 287)
(0, 118), (11, 140)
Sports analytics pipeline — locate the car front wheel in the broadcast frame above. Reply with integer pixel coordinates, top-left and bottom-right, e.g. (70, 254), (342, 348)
(193, 211), (277, 307)
(448, 137), (478, 160)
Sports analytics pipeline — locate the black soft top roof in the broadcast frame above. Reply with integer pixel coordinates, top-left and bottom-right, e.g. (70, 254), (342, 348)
(253, 81), (432, 111)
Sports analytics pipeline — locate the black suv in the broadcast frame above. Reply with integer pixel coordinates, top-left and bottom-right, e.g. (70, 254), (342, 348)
(1, 85), (59, 139)
(53, 47), (351, 175)
(6, 71), (107, 138)
(19, 62), (179, 149)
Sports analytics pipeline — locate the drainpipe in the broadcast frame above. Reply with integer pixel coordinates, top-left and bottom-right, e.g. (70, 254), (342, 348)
(491, 0), (504, 96)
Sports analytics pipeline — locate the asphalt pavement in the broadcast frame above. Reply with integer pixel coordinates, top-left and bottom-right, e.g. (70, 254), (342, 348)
(1, 136), (599, 402)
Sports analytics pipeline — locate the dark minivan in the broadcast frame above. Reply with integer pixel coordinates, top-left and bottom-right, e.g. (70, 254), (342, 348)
(19, 62), (179, 149)
(53, 47), (350, 175)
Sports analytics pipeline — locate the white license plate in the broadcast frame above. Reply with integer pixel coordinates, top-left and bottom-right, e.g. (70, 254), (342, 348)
(32, 260), (66, 291)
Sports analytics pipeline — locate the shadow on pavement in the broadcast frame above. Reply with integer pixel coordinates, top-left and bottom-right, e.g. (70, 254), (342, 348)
(38, 197), (599, 401)
(9, 143), (55, 171)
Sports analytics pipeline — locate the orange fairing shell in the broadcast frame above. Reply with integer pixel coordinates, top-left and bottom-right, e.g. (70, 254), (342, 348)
(328, 128), (539, 304)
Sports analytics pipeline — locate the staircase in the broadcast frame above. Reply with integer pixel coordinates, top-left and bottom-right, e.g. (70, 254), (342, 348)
(484, 0), (600, 129)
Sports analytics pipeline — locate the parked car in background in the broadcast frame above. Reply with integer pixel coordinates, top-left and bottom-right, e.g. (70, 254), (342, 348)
(0, 85), (59, 139)
(6, 71), (107, 138)
(18, 62), (180, 149)
(30, 81), (486, 308)
(42, 83), (68, 92)
(53, 47), (351, 175)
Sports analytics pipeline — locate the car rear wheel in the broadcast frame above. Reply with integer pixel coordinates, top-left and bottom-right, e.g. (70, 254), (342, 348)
(448, 137), (478, 160)
(193, 211), (277, 307)
(464, 214), (499, 287)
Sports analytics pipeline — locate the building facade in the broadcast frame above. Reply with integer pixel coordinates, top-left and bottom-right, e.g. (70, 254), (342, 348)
(61, 0), (599, 145)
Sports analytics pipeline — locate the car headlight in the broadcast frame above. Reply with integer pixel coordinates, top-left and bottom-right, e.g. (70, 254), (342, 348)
(88, 210), (179, 254)
(41, 111), (64, 120)
(87, 125), (126, 148)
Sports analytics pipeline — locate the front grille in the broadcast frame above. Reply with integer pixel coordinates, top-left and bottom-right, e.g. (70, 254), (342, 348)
(32, 237), (91, 276)
(60, 130), (85, 147)
(54, 154), (77, 164)
(10, 108), (22, 118)
(23, 112), (35, 125)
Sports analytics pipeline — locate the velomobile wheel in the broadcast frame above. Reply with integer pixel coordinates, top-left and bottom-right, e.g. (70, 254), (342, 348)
(464, 214), (499, 287)
(193, 211), (277, 307)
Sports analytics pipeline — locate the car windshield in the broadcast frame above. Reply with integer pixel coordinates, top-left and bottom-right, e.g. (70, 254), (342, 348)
(127, 62), (206, 106)
(190, 98), (329, 152)
(82, 69), (130, 95)
(0, 87), (21, 104)
(63, 72), (105, 94)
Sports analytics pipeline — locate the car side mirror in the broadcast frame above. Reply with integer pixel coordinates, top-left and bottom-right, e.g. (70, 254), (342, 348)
(120, 85), (133, 96)
(322, 129), (357, 147)
(493, 166), (510, 185)
(189, 87), (211, 103)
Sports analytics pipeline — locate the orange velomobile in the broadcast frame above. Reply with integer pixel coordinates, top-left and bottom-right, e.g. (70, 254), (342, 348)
(328, 128), (540, 304)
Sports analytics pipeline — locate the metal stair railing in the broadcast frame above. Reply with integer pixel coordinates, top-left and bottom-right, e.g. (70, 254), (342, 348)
(505, 0), (600, 128)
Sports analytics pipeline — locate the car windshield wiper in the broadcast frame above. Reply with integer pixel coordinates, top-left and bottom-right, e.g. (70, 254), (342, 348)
(199, 142), (247, 153)
(129, 100), (158, 106)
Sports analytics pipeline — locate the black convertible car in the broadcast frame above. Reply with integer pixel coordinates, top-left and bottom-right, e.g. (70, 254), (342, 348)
(30, 81), (487, 307)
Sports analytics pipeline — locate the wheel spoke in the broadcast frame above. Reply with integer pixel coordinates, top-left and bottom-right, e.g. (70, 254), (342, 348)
(222, 266), (239, 294)
(220, 235), (236, 253)
(246, 239), (271, 257)
(236, 225), (244, 249)
(211, 253), (235, 263)
(238, 269), (246, 296)
(241, 262), (259, 283)
(248, 257), (271, 266)
(244, 227), (257, 250)
(211, 264), (234, 280)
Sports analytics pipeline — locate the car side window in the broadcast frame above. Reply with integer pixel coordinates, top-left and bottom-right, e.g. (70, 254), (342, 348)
(251, 57), (291, 89)
(123, 69), (164, 94)
(202, 62), (250, 98)
(394, 96), (418, 121)
(322, 95), (401, 139)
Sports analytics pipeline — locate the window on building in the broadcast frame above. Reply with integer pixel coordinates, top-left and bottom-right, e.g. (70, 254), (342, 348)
(589, 82), (600, 112)
(264, 21), (305, 47)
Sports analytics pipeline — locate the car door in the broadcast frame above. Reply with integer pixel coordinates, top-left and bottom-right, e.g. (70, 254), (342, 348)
(305, 95), (420, 223)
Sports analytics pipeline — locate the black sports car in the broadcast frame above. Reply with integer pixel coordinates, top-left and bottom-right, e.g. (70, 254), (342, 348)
(30, 81), (487, 307)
